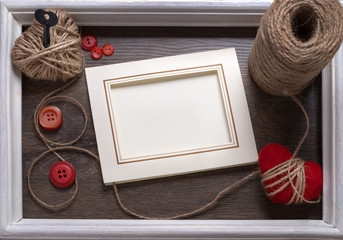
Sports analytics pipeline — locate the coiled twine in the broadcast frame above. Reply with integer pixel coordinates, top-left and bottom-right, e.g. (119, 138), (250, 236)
(12, 9), (84, 82)
(249, 0), (343, 96)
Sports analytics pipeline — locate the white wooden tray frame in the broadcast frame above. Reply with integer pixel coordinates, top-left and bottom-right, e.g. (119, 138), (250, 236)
(1, 0), (343, 239)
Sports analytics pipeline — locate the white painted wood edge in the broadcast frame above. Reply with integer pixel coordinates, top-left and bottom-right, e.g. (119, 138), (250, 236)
(0, 2), (23, 235)
(4, 0), (273, 10)
(7, 0), (271, 26)
(0, 0), (342, 239)
(2, 219), (342, 240)
(322, 43), (343, 234)
(322, 49), (335, 227)
(332, 44), (343, 233)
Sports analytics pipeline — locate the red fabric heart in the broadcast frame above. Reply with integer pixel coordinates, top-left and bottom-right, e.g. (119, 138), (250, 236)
(258, 143), (323, 204)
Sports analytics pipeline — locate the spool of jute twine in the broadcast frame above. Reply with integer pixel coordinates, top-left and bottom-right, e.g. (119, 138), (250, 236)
(249, 0), (342, 205)
(12, 9), (84, 82)
(249, 0), (343, 96)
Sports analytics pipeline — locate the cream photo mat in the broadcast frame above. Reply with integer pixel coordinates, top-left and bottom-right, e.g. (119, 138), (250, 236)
(86, 48), (257, 184)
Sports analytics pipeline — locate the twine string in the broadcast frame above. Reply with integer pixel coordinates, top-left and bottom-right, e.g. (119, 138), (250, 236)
(34, 95), (88, 147)
(261, 95), (320, 205)
(28, 76), (261, 214)
(28, 80), (318, 214)
(28, 78), (99, 210)
(28, 146), (100, 210)
(113, 170), (260, 220)
(27, 76), (261, 214)
(111, 95), (318, 219)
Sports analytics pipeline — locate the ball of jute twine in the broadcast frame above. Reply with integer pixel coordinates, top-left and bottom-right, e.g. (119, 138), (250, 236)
(12, 9), (84, 82)
(249, 0), (343, 96)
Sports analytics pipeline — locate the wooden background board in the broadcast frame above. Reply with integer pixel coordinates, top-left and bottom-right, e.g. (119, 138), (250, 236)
(22, 26), (322, 219)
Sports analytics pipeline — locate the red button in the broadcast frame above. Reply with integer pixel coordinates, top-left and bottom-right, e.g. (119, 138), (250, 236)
(49, 161), (76, 188)
(91, 46), (103, 59)
(102, 44), (114, 56)
(39, 106), (63, 130)
(81, 34), (98, 51)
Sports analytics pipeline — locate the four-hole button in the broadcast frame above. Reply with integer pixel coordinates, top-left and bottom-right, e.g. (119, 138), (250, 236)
(49, 161), (76, 188)
(39, 106), (63, 130)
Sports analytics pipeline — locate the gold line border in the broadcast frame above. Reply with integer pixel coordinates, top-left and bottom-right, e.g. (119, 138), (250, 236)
(219, 64), (239, 149)
(103, 64), (239, 164)
(104, 81), (121, 164)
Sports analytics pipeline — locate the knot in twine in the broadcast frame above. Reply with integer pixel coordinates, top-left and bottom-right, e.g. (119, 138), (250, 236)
(12, 9), (84, 82)
(249, 0), (343, 96)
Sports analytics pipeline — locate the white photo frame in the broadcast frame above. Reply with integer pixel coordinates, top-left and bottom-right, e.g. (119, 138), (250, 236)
(86, 49), (257, 184)
(1, 0), (343, 239)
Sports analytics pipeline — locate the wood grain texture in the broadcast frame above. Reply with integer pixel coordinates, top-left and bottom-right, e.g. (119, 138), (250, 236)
(22, 27), (322, 219)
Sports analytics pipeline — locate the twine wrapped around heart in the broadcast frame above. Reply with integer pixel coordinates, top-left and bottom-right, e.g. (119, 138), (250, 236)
(259, 143), (323, 205)
(11, 9), (84, 82)
(262, 157), (308, 204)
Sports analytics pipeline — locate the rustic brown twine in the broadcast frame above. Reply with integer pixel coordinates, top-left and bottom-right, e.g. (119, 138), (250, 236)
(111, 95), (317, 219)
(28, 77), (99, 210)
(27, 85), (317, 216)
(261, 96), (320, 205)
(27, 76), (260, 214)
(113, 170), (260, 220)
(27, 78), (260, 215)
(28, 146), (99, 210)
(249, 0), (343, 96)
(12, 9), (84, 82)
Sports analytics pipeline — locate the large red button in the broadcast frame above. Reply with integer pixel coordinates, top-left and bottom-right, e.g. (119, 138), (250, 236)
(102, 44), (114, 56)
(49, 161), (76, 188)
(81, 34), (98, 51)
(39, 106), (63, 130)
(91, 46), (103, 59)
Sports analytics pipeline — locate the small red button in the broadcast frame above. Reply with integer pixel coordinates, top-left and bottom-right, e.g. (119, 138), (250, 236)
(91, 46), (103, 59)
(49, 161), (76, 188)
(81, 34), (98, 51)
(39, 106), (63, 130)
(102, 44), (114, 56)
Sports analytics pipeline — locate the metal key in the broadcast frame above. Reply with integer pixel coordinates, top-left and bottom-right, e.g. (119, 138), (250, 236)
(34, 9), (58, 48)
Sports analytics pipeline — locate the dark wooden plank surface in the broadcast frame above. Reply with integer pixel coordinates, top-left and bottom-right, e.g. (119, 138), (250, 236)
(22, 27), (322, 219)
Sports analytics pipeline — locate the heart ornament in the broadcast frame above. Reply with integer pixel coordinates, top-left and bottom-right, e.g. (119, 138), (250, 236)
(258, 143), (323, 204)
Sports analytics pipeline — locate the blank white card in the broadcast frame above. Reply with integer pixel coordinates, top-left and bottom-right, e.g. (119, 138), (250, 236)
(86, 48), (257, 184)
